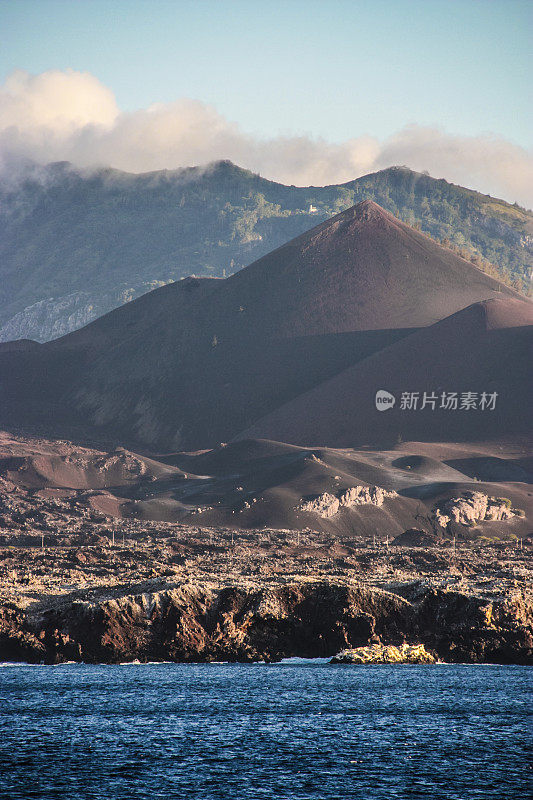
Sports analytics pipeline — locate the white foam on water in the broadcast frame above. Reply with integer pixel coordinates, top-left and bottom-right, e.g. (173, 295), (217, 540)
(277, 656), (331, 665)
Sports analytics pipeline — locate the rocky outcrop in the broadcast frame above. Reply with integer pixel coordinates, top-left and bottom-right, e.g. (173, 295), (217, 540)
(434, 492), (519, 527)
(1, 581), (531, 665)
(300, 486), (398, 518)
(331, 643), (435, 664)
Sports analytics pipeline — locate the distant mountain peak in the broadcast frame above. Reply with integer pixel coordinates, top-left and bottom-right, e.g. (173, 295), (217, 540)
(204, 159), (256, 178)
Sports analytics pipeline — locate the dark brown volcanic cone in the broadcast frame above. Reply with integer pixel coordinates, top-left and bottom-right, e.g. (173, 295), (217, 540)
(217, 199), (516, 335)
(0, 201), (522, 449)
(239, 298), (533, 447)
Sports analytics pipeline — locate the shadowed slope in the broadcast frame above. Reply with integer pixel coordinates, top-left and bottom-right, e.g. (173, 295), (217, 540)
(239, 298), (533, 447)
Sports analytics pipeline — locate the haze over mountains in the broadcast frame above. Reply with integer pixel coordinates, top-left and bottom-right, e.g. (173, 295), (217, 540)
(1, 160), (531, 342)
(1, 200), (528, 454)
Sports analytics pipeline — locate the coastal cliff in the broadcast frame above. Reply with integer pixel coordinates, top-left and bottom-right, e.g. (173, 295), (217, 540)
(1, 581), (531, 665)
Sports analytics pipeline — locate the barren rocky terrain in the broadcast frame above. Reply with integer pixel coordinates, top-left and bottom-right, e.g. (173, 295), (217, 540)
(1, 429), (530, 665)
(1, 523), (531, 665)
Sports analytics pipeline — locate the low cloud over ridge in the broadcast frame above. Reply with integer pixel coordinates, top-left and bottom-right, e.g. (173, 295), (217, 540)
(1, 69), (531, 207)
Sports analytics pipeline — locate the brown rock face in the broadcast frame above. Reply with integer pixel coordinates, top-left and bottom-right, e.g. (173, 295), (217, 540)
(1, 582), (531, 665)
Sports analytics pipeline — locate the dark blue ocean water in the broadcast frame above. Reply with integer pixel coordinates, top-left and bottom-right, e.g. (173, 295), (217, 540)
(0, 661), (530, 800)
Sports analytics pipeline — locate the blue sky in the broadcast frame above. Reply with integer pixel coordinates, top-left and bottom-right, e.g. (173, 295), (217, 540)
(1, 0), (530, 146)
(0, 1), (531, 203)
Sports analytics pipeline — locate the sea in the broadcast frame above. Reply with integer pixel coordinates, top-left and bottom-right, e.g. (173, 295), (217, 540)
(0, 661), (530, 800)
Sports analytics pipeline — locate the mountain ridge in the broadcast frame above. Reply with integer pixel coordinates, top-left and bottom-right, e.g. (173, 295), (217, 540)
(1, 160), (530, 342)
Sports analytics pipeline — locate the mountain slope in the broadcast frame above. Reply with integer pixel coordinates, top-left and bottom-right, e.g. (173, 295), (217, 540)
(0, 201), (523, 450)
(1, 161), (530, 342)
(240, 297), (533, 447)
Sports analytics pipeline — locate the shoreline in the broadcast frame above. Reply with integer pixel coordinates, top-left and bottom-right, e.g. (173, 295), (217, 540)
(1, 660), (531, 667)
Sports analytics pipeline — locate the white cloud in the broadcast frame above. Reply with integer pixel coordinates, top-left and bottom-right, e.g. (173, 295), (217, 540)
(0, 69), (118, 134)
(0, 69), (531, 207)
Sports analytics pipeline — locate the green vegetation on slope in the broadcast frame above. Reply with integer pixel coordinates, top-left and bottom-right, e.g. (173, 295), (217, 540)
(0, 161), (530, 341)
(340, 168), (531, 291)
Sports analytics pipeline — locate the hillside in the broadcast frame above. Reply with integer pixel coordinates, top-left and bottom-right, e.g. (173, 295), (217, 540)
(0, 201), (524, 451)
(1, 430), (531, 544)
(241, 297), (533, 448)
(1, 160), (531, 342)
